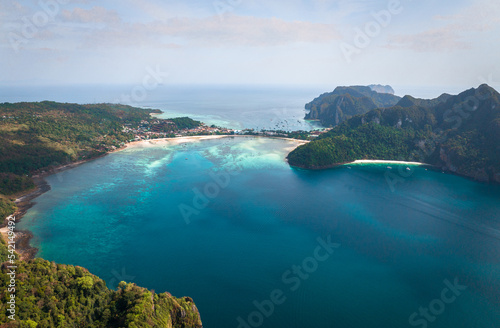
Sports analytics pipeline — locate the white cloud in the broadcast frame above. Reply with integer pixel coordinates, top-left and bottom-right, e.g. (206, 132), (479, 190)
(386, 27), (470, 52)
(385, 0), (500, 52)
(41, 7), (341, 48)
(150, 14), (340, 46)
(434, 0), (500, 30)
(61, 6), (121, 24)
(2, 0), (499, 87)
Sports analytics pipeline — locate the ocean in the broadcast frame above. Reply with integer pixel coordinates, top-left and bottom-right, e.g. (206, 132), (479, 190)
(7, 85), (500, 327)
(0, 84), (456, 130)
(0, 84), (327, 131)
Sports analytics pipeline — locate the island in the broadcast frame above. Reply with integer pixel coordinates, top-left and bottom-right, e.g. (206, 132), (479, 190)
(289, 84), (500, 183)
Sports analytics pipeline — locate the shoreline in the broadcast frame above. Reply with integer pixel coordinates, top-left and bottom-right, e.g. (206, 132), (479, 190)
(1, 149), (123, 260)
(125, 134), (309, 149)
(348, 159), (428, 166)
(4, 135), (494, 261)
(2, 134), (308, 260)
(290, 159), (434, 170)
(1, 177), (51, 260)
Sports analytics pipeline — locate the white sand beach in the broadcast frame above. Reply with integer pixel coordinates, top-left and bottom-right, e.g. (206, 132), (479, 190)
(349, 160), (427, 165)
(125, 135), (228, 149)
(125, 135), (308, 150)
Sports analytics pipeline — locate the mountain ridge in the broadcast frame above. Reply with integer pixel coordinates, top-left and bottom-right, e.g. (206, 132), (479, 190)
(305, 85), (401, 126)
(304, 85), (455, 128)
(290, 84), (500, 183)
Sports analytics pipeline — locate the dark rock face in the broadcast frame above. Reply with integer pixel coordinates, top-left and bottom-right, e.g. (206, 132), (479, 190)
(293, 84), (500, 184)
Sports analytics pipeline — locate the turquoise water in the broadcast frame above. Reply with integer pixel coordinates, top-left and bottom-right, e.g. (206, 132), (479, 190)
(19, 137), (500, 328)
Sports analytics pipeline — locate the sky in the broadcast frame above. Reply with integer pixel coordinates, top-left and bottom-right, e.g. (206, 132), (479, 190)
(1, 0), (500, 93)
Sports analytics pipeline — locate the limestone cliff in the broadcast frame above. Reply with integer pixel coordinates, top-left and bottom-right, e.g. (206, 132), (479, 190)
(304, 85), (401, 127)
(291, 84), (500, 183)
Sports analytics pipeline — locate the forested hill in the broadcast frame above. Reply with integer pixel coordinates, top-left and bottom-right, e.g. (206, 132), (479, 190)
(0, 102), (204, 327)
(0, 243), (203, 327)
(289, 84), (500, 183)
(0, 102), (201, 194)
(304, 85), (402, 126)
(0, 102), (152, 176)
(0, 102), (164, 236)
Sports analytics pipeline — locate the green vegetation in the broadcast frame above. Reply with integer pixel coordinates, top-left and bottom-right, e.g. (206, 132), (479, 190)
(289, 84), (500, 182)
(144, 116), (202, 135)
(168, 117), (202, 130)
(0, 102), (159, 177)
(283, 130), (310, 140)
(0, 236), (13, 265)
(0, 252), (202, 327)
(0, 102), (204, 327)
(396, 94), (451, 109)
(0, 173), (35, 195)
(0, 102), (204, 198)
(288, 123), (419, 167)
(0, 197), (16, 223)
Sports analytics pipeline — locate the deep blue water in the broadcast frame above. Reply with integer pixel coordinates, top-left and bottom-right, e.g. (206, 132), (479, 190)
(18, 137), (500, 328)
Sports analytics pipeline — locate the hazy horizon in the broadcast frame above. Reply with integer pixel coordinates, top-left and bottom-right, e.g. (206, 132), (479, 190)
(0, 83), (478, 104)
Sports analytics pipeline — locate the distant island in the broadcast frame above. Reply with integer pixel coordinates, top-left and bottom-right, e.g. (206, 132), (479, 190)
(368, 84), (395, 95)
(290, 84), (500, 183)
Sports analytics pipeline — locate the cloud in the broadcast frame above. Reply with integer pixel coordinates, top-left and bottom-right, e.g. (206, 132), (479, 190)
(149, 14), (341, 46)
(385, 0), (500, 52)
(0, 1), (30, 22)
(61, 6), (121, 24)
(434, 0), (500, 31)
(54, 7), (340, 48)
(1, 2), (340, 51)
(386, 27), (470, 52)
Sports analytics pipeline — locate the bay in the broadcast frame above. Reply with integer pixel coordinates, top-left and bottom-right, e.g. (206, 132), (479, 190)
(18, 136), (500, 328)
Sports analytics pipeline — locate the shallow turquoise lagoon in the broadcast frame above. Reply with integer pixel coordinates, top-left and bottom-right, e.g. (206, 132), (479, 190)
(19, 137), (500, 328)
